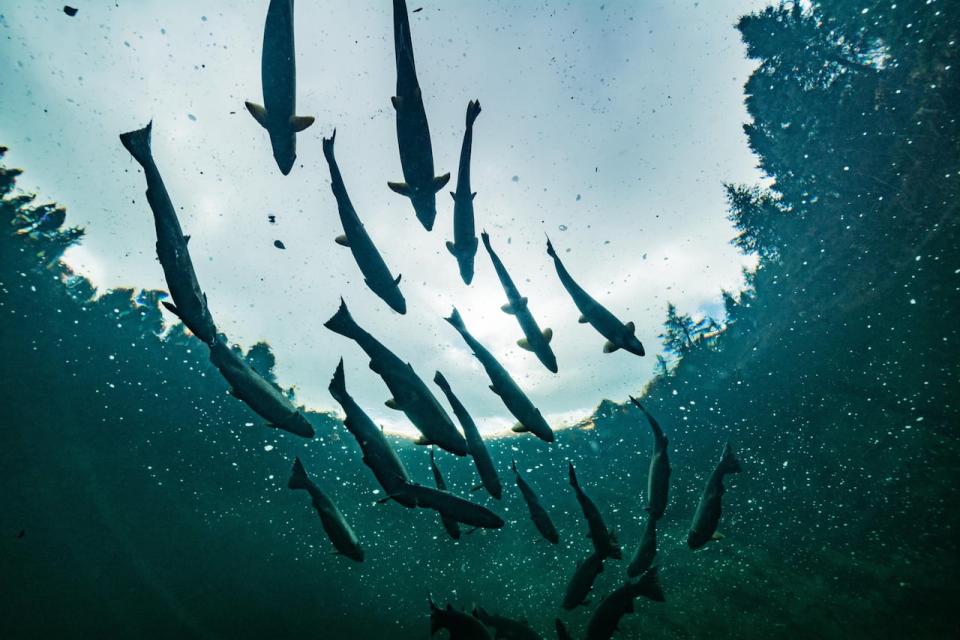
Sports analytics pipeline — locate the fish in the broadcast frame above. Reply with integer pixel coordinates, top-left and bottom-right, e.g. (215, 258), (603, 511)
(555, 619), (574, 640)
(430, 596), (493, 639)
(585, 568), (665, 640)
(688, 443), (742, 549)
(389, 482), (505, 529)
(245, 0), (314, 174)
(430, 449), (462, 539)
(512, 460), (559, 544)
(482, 231), (558, 373)
(472, 606), (544, 640)
(208, 337), (315, 437)
(545, 237), (644, 357)
(568, 463), (621, 559)
(328, 358), (413, 505)
(287, 457), (364, 562)
(445, 308), (554, 443)
(563, 551), (605, 610)
(324, 299), (468, 456)
(629, 396), (670, 520)
(434, 371), (503, 499)
(119, 122), (218, 345)
(626, 514), (657, 578)
(322, 130), (406, 314)
(446, 100), (482, 284)
(387, 0), (449, 230)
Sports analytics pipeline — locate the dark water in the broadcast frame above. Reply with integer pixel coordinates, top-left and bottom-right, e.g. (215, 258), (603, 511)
(2, 2), (959, 639)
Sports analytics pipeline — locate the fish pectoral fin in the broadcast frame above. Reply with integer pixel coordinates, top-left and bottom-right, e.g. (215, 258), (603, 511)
(387, 181), (411, 196)
(335, 234), (350, 247)
(289, 115), (315, 132)
(446, 241), (458, 256)
(517, 338), (533, 351)
(511, 422), (529, 433)
(161, 301), (182, 319)
(432, 174), (451, 192)
(390, 96), (401, 109)
(394, 273), (402, 285)
(603, 340), (620, 353)
(711, 531), (725, 541)
(184, 234), (191, 244)
(385, 398), (402, 410)
(414, 436), (433, 446)
(470, 484), (484, 492)
(244, 101), (268, 128)
(488, 384), (500, 395)
(471, 191), (477, 200)
(578, 314), (589, 324)
(625, 321), (636, 333)
(501, 303), (516, 315)
(449, 191), (456, 200)
(542, 328), (553, 343)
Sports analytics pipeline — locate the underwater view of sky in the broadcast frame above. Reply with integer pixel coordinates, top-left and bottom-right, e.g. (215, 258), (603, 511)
(0, 0), (766, 434)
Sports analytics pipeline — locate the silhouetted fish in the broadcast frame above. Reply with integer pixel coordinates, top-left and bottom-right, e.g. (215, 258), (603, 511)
(569, 463), (621, 559)
(446, 100), (481, 283)
(512, 460), (559, 544)
(585, 568), (665, 640)
(287, 457), (363, 561)
(688, 443), (742, 549)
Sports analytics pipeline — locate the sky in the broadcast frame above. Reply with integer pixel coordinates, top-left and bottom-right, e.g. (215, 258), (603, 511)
(0, 0), (766, 436)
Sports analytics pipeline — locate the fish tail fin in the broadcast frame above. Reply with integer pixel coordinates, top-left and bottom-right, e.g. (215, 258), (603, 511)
(428, 593), (443, 635)
(328, 358), (347, 403)
(567, 462), (579, 488)
(444, 307), (465, 331)
(466, 99), (482, 126)
(323, 298), (360, 339)
(322, 128), (336, 159)
(433, 371), (451, 394)
(119, 121), (153, 168)
(287, 457), (310, 490)
(480, 229), (492, 252)
(719, 443), (742, 474)
(545, 235), (557, 258)
(637, 566), (666, 602)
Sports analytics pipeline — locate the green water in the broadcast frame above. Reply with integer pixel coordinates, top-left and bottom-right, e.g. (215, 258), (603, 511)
(1, 2), (958, 638)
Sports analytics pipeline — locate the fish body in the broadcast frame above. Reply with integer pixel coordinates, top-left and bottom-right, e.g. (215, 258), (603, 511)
(569, 463), (621, 559)
(209, 337), (314, 437)
(445, 308), (554, 443)
(483, 231), (558, 373)
(119, 122), (218, 345)
(388, 0), (449, 230)
(430, 449), (462, 539)
(245, 0), (314, 174)
(688, 443), (742, 549)
(324, 299), (468, 456)
(328, 359), (412, 505)
(512, 461), (559, 544)
(430, 597), (493, 640)
(322, 131), (406, 313)
(287, 457), (363, 561)
(434, 371), (502, 499)
(472, 606), (543, 640)
(630, 397), (670, 519)
(585, 568), (665, 640)
(626, 514), (657, 578)
(446, 100), (482, 283)
(546, 238), (644, 357)
(563, 551), (605, 610)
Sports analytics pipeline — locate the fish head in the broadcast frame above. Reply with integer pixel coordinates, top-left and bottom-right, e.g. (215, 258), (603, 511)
(541, 350), (558, 373)
(457, 256), (475, 285)
(410, 189), (438, 231)
(269, 130), (297, 175)
(621, 332), (646, 357)
(384, 288), (407, 315)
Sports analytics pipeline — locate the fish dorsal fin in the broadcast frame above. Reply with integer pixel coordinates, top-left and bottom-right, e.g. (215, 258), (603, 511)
(512, 422), (529, 433)
(161, 301), (181, 318)
(471, 192), (477, 200)
(184, 235), (191, 244)
(244, 101), (268, 128)
(501, 303), (516, 315)
(387, 181), (411, 196)
(517, 338), (533, 351)
(335, 234), (349, 247)
(489, 384), (499, 395)
(391, 96), (401, 109)
(578, 314), (589, 324)
(446, 241), (457, 256)
(432, 174), (451, 192)
(603, 340), (620, 353)
(394, 274), (402, 285)
(385, 398), (401, 410)
(711, 531), (725, 541)
(542, 328), (553, 343)
(625, 321), (636, 333)
(289, 115), (315, 132)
